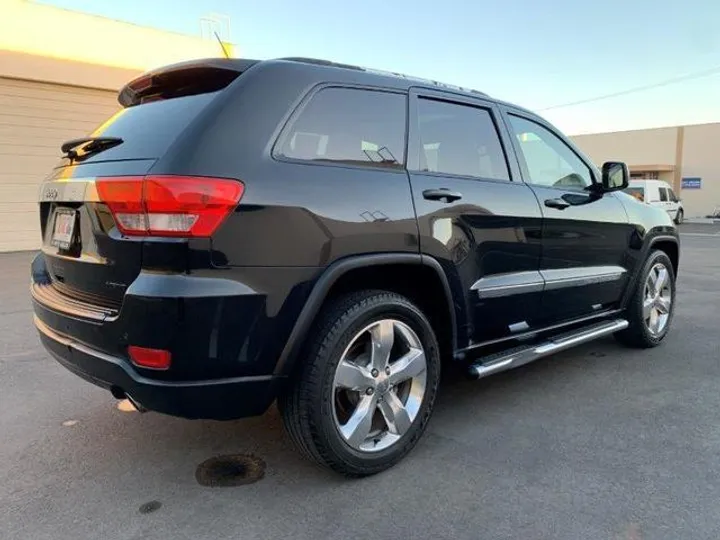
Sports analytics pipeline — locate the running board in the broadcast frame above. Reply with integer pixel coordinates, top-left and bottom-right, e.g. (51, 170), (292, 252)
(468, 319), (629, 379)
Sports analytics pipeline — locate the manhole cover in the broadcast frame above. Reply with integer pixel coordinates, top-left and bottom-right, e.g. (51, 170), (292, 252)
(138, 500), (162, 514)
(195, 454), (266, 487)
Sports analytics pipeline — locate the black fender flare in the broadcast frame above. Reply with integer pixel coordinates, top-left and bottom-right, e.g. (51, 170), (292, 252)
(273, 253), (458, 376)
(647, 233), (680, 275)
(648, 233), (680, 251)
(621, 232), (679, 307)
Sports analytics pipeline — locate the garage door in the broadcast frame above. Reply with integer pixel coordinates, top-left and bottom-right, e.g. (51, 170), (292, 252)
(0, 77), (119, 252)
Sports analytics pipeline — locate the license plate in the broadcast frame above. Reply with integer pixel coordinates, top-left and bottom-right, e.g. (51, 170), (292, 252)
(51, 210), (76, 249)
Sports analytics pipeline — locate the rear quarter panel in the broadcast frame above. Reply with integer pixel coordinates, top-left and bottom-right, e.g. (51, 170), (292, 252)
(149, 61), (419, 268)
(143, 62), (419, 377)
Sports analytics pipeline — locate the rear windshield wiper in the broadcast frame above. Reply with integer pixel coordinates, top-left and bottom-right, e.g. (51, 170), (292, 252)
(61, 136), (123, 160)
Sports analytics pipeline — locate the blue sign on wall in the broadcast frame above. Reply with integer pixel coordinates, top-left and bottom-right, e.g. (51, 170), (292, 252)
(682, 177), (702, 189)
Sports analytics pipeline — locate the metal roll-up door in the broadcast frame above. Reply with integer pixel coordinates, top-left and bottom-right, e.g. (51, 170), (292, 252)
(0, 77), (118, 251)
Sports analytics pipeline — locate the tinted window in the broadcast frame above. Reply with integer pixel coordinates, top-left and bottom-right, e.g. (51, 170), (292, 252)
(278, 88), (406, 168)
(659, 187), (669, 201)
(668, 188), (678, 202)
(509, 115), (592, 190)
(415, 99), (509, 180)
(67, 93), (218, 164)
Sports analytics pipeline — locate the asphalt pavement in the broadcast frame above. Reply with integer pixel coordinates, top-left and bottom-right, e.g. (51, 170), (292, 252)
(2, 228), (720, 540)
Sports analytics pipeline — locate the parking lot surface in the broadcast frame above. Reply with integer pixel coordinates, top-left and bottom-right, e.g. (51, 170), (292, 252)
(2, 228), (720, 540)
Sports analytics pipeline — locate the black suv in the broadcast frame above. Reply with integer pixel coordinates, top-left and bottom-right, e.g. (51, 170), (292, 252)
(31, 58), (679, 476)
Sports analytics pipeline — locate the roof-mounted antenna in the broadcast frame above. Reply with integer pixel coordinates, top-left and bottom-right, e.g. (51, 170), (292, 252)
(214, 31), (230, 59)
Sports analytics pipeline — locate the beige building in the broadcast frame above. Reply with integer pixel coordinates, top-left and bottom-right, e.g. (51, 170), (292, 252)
(0, 0), (234, 251)
(571, 123), (719, 218)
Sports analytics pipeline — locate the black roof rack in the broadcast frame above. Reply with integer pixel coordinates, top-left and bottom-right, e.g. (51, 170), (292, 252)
(278, 57), (489, 97)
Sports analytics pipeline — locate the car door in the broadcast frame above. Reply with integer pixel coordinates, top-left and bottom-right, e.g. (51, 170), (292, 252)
(502, 109), (632, 324)
(645, 183), (661, 209)
(667, 187), (682, 219)
(406, 89), (544, 346)
(658, 186), (678, 219)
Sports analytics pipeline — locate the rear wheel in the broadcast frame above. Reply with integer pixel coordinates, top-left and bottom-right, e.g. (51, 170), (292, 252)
(674, 209), (684, 225)
(615, 250), (676, 348)
(279, 290), (440, 476)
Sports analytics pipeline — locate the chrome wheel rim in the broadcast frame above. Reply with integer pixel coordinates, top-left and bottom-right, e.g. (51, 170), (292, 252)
(331, 319), (427, 453)
(644, 263), (672, 336)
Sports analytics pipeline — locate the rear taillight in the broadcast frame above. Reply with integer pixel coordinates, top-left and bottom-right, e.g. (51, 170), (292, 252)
(95, 175), (244, 237)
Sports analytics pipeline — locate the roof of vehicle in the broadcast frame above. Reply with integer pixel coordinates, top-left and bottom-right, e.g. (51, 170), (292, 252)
(276, 57), (490, 96)
(120, 57), (536, 116)
(629, 179), (672, 186)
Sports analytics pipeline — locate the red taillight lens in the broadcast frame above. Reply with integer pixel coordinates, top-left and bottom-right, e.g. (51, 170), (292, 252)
(96, 175), (244, 237)
(128, 346), (172, 370)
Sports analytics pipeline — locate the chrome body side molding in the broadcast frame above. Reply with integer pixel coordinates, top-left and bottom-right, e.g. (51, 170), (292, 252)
(471, 266), (626, 298)
(541, 266), (627, 291)
(470, 271), (543, 299)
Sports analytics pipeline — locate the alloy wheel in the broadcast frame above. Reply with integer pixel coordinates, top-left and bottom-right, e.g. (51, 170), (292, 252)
(643, 263), (672, 336)
(331, 319), (427, 453)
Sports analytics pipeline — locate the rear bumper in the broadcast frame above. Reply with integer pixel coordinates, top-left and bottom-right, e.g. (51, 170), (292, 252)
(35, 316), (281, 420)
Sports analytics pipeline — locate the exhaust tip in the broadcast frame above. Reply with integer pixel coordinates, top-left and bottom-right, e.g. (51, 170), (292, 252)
(125, 394), (148, 413)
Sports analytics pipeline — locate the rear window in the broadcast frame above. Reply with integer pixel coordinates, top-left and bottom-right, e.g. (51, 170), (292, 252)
(61, 92), (217, 165)
(276, 87), (406, 168)
(624, 187), (645, 201)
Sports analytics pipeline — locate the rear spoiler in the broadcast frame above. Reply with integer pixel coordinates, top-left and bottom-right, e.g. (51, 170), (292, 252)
(118, 58), (259, 107)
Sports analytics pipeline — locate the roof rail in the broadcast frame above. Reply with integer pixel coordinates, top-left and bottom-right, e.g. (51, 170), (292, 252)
(277, 57), (488, 97)
(279, 57), (365, 71)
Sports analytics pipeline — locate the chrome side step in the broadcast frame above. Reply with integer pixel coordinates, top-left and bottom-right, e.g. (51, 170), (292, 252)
(468, 319), (628, 379)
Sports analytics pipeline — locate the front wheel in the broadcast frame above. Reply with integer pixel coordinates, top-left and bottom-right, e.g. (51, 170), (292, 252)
(615, 250), (676, 348)
(279, 290), (440, 476)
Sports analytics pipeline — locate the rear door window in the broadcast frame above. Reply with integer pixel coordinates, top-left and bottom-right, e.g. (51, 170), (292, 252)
(414, 98), (510, 181)
(277, 87), (406, 168)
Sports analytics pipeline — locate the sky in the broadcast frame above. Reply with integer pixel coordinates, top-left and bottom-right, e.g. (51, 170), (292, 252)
(39, 0), (720, 134)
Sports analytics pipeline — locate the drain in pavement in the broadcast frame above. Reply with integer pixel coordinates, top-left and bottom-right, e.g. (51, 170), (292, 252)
(195, 454), (266, 487)
(138, 500), (162, 514)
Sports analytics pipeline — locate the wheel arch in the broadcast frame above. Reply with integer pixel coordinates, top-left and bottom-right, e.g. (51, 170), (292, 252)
(273, 253), (462, 377)
(649, 235), (679, 277)
(620, 233), (679, 309)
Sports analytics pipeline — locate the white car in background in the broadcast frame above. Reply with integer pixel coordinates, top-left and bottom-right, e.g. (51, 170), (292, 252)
(624, 179), (684, 224)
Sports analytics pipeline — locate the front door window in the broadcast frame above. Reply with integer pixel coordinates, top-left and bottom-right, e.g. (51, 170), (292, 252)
(508, 115), (593, 191)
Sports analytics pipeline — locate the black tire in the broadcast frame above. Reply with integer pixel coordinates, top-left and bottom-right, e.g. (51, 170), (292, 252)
(615, 250), (676, 348)
(675, 209), (684, 225)
(278, 290), (441, 477)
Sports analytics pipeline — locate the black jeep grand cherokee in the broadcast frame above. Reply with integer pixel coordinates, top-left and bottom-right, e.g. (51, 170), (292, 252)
(32, 57), (679, 476)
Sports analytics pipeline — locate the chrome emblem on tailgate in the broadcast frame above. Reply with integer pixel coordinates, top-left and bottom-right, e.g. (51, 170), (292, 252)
(43, 187), (59, 201)
(39, 179), (93, 203)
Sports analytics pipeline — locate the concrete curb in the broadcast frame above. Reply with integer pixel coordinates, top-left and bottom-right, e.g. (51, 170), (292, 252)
(684, 218), (720, 224)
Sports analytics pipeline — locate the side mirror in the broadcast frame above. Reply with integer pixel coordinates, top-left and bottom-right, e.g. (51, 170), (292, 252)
(601, 161), (629, 192)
